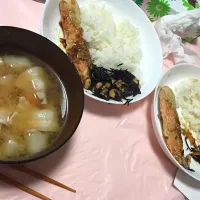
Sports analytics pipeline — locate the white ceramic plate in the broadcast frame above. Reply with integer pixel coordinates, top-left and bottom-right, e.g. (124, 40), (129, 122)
(152, 63), (200, 181)
(41, 0), (163, 104)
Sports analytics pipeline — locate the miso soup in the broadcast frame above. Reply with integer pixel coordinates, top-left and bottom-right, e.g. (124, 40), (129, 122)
(0, 52), (65, 160)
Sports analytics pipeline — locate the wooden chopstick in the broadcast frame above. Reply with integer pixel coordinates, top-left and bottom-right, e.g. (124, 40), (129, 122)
(0, 173), (51, 200)
(12, 165), (76, 193)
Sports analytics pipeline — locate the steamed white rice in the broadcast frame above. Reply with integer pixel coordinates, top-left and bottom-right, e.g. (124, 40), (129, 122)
(175, 78), (200, 145)
(80, 0), (142, 74)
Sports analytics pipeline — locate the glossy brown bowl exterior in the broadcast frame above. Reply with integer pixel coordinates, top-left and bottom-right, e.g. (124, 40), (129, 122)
(0, 26), (84, 164)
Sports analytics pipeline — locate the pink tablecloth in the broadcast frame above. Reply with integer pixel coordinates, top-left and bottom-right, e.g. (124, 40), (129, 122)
(0, 0), (199, 199)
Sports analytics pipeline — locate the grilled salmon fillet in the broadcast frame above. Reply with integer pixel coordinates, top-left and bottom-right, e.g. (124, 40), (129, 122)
(158, 86), (185, 165)
(59, 0), (91, 89)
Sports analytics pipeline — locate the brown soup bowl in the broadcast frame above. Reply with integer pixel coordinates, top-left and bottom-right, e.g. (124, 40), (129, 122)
(0, 26), (84, 164)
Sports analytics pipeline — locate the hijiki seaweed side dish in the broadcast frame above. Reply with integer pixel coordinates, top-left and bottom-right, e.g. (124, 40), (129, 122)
(90, 65), (140, 103)
(58, 0), (142, 103)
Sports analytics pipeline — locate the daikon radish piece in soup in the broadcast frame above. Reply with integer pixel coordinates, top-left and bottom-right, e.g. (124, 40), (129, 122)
(2, 55), (33, 71)
(0, 134), (25, 158)
(11, 106), (59, 133)
(16, 67), (48, 93)
(28, 108), (59, 132)
(16, 67), (48, 104)
(25, 131), (50, 154)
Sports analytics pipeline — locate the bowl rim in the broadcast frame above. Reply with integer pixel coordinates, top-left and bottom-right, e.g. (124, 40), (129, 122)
(0, 26), (84, 165)
(40, 0), (163, 105)
(152, 63), (200, 181)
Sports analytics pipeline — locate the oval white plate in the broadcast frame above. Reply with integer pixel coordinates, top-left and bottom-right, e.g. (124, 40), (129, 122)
(152, 63), (200, 181)
(41, 0), (163, 104)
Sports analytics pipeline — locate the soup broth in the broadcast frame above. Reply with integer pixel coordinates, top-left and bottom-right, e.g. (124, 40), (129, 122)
(0, 52), (64, 160)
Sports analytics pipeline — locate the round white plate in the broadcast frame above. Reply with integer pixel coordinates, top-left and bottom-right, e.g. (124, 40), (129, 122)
(152, 63), (200, 181)
(41, 0), (163, 104)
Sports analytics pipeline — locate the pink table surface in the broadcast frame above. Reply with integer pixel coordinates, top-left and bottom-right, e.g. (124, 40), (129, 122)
(0, 0), (199, 200)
